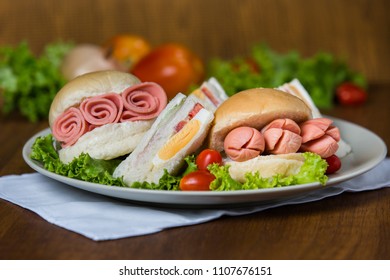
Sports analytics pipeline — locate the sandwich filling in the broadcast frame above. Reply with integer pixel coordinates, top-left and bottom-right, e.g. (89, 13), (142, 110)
(52, 82), (167, 147)
(154, 103), (208, 164)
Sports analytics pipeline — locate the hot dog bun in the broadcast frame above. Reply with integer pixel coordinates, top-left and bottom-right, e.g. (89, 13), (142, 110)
(208, 88), (312, 151)
(226, 153), (305, 183)
(49, 70), (167, 163)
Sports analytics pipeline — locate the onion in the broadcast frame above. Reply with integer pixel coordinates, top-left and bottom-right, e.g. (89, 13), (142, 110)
(60, 44), (124, 81)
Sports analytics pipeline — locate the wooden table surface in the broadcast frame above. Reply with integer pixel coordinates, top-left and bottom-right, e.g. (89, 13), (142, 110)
(0, 0), (389, 260)
(0, 83), (389, 260)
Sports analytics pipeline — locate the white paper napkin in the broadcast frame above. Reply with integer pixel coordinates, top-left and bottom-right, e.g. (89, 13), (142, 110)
(1, 159), (389, 241)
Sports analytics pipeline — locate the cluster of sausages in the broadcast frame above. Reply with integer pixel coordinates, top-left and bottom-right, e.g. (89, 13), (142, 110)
(224, 117), (340, 161)
(52, 82), (167, 147)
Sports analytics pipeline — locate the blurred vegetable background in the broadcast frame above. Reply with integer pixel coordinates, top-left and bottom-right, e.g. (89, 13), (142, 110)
(0, 0), (387, 123)
(0, 42), (73, 122)
(0, 35), (368, 122)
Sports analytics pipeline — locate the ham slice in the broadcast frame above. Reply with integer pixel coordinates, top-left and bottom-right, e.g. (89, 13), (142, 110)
(80, 93), (123, 125)
(51, 82), (168, 148)
(121, 82), (167, 121)
(52, 107), (89, 147)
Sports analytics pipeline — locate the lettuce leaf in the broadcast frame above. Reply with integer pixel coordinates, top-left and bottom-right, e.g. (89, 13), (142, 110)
(209, 152), (328, 191)
(30, 134), (328, 191)
(30, 134), (125, 186)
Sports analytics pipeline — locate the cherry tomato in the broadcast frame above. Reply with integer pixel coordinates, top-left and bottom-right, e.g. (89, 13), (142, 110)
(131, 43), (205, 100)
(196, 149), (223, 171)
(325, 155), (342, 174)
(179, 170), (215, 191)
(103, 34), (151, 70)
(336, 82), (368, 106)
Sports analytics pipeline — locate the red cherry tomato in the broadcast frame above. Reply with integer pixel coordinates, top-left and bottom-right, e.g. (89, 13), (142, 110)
(196, 149), (223, 171)
(336, 82), (368, 106)
(131, 43), (205, 100)
(179, 170), (215, 191)
(325, 155), (342, 174)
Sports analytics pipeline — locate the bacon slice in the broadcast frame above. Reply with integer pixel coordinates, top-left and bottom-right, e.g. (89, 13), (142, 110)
(121, 82), (167, 121)
(80, 93), (123, 126)
(52, 107), (89, 147)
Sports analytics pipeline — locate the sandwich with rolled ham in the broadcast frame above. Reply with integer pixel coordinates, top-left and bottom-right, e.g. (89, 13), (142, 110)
(113, 93), (214, 185)
(49, 70), (167, 163)
(204, 87), (340, 189)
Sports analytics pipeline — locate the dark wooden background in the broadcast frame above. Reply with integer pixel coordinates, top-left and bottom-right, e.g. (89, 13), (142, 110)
(0, 0), (388, 84)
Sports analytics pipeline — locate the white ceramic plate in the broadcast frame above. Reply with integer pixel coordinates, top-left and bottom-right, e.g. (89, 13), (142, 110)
(23, 117), (387, 207)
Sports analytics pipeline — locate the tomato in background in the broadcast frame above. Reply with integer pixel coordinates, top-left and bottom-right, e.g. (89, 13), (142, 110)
(179, 170), (215, 191)
(336, 82), (368, 106)
(325, 155), (341, 174)
(131, 43), (205, 100)
(196, 149), (223, 171)
(103, 34), (151, 70)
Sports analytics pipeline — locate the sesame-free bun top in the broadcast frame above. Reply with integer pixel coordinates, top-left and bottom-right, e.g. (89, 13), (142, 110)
(208, 87), (312, 151)
(49, 70), (140, 127)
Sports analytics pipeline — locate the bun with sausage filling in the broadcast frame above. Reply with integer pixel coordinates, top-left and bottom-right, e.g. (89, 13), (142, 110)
(49, 70), (167, 163)
(208, 87), (340, 183)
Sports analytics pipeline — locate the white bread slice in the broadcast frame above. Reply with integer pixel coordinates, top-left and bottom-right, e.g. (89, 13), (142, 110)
(226, 153), (305, 183)
(58, 120), (153, 163)
(114, 94), (214, 185)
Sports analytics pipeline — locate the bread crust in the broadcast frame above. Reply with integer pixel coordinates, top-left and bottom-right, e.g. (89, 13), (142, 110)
(49, 70), (140, 126)
(208, 88), (312, 151)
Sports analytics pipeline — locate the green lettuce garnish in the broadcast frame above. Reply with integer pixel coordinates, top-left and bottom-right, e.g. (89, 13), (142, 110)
(30, 134), (125, 186)
(30, 134), (328, 191)
(209, 152), (328, 191)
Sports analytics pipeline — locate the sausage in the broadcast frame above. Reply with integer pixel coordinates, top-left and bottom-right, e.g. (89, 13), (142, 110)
(261, 119), (302, 154)
(224, 127), (265, 162)
(299, 118), (340, 158)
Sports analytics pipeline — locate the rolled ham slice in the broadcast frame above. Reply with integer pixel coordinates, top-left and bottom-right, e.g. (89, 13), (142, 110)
(80, 93), (123, 126)
(52, 107), (89, 147)
(121, 82), (167, 121)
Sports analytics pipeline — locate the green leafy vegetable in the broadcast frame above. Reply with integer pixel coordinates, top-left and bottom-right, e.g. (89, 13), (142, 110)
(0, 41), (73, 121)
(30, 134), (125, 186)
(30, 134), (328, 191)
(207, 43), (366, 108)
(209, 152), (328, 191)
